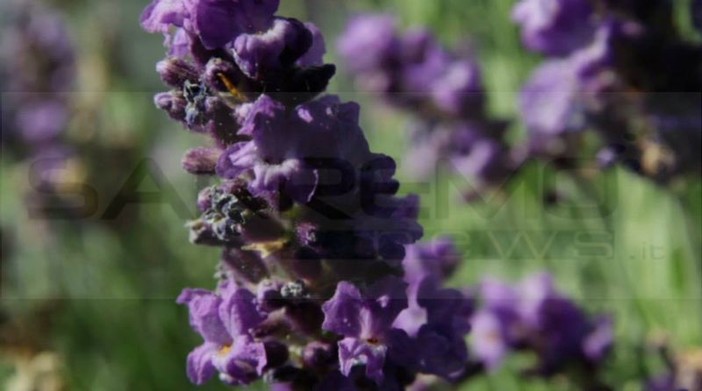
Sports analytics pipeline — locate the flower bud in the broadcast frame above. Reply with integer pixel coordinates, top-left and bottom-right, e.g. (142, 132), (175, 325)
(182, 147), (221, 175)
(156, 57), (199, 88)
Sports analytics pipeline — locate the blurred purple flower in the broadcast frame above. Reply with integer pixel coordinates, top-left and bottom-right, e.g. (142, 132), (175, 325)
(339, 14), (515, 197)
(470, 273), (614, 376)
(512, 0), (596, 56)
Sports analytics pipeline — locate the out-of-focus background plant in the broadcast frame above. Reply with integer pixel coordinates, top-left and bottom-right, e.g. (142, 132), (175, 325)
(0, 0), (699, 390)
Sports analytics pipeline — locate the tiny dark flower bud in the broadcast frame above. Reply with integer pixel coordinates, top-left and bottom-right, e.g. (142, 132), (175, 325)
(197, 186), (214, 212)
(221, 247), (269, 284)
(182, 147), (221, 175)
(154, 91), (187, 122)
(156, 57), (199, 88)
(187, 218), (241, 246)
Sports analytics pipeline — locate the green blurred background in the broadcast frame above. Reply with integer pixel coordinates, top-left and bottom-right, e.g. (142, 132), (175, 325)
(1, 0), (700, 390)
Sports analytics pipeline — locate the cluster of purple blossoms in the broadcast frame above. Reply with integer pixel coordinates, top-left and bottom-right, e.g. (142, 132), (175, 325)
(1, 0), (76, 187)
(141, 1), (635, 388)
(338, 15), (516, 198)
(470, 273), (614, 389)
(514, 0), (702, 183)
(139, 1), (494, 388)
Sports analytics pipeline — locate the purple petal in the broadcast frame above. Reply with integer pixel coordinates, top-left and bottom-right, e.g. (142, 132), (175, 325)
(469, 310), (509, 371)
(212, 336), (268, 385)
(430, 59), (483, 116)
(233, 17), (311, 78)
(218, 285), (266, 337)
(165, 28), (191, 57)
(519, 59), (582, 136)
(251, 158), (318, 202)
(296, 23), (327, 67)
(402, 238), (460, 283)
(414, 326), (468, 381)
(480, 277), (520, 312)
(364, 276), (408, 333)
(193, 0), (241, 49)
(338, 337), (387, 383)
(322, 281), (363, 337)
(216, 142), (259, 179)
(583, 316), (614, 362)
(140, 0), (187, 33)
(512, 0), (595, 56)
(186, 343), (218, 385)
(417, 278), (472, 335)
(177, 288), (231, 345)
(337, 14), (399, 74)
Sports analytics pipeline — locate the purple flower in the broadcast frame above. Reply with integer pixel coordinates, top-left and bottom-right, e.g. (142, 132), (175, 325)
(412, 279), (472, 380)
(296, 23), (327, 67)
(519, 59), (584, 136)
(140, 0), (279, 49)
(399, 34), (451, 100)
(512, 0), (596, 56)
(428, 58), (484, 117)
(401, 238), (460, 284)
(470, 279), (521, 370)
(470, 310), (512, 370)
(322, 277), (408, 383)
(15, 101), (69, 143)
(337, 15), (399, 76)
(216, 94), (374, 203)
(1, 1), (75, 149)
(517, 274), (595, 374)
(470, 273), (614, 376)
(338, 14), (512, 195)
(177, 283), (269, 385)
(139, 0), (188, 33)
(339, 14), (486, 120)
(233, 17), (312, 79)
(391, 240), (472, 380)
(583, 316), (614, 362)
(449, 131), (513, 187)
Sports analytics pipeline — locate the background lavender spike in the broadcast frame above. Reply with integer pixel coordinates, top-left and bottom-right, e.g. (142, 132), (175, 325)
(338, 14), (518, 200)
(469, 273), (614, 389)
(514, 0), (702, 184)
(1, 0), (75, 166)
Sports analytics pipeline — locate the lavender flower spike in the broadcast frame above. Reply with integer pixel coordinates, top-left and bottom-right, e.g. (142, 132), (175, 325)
(141, 1), (452, 388)
(338, 14), (516, 199)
